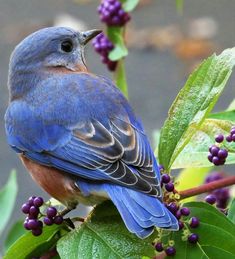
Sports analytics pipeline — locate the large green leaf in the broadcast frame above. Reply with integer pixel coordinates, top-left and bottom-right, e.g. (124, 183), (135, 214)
(0, 170), (18, 235)
(4, 225), (65, 259)
(163, 202), (235, 258)
(57, 201), (155, 259)
(208, 110), (235, 122)
(228, 198), (235, 224)
(158, 48), (235, 172)
(3, 220), (27, 253)
(172, 118), (235, 168)
(107, 27), (128, 61)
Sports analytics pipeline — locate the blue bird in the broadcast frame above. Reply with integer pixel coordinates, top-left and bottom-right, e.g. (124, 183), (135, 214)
(5, 27), (178, 238)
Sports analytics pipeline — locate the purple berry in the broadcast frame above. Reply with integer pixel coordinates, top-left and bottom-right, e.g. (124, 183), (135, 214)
(215, 134), (224, 143)
(217, 149), (228, 159)
(188, 233), (199, 244)
(179, 221), (184, 230)
(215, 188), (230, 200)
(32, 228), (42, 236)
(210, 146), (219, 156)
(175, 210), (181, 219)
(43, 217), (53, 226)
(205, 194), (216, 204)
(226, 135), (232, 142)
(231, 127), (235, 134)
(21, 203), (31, 214)
(161, 174), (171, 184)
(27, 219), (39, 230)
(212, 156), (220, 166)
(165, 182), (174, 192)
(155, 242), (164, 252)
(29, 206), (39, 218)
(33, 197), (44, 207)
(207, 154), (213, 162)
(190, 217), (200, 228)
(28, 196), (36, 206)
(23, 221), (30, 230)
(165, 247), (176, 256)
(232, 134), (235, 141)
(46, 207), (57, 218)
(180, 207), (190, 216)
(167, 203), (178, 214)
(54, 216), (64, 225)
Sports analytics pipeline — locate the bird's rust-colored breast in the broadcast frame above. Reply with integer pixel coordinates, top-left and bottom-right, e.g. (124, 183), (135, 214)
(20, 155), (79, 207)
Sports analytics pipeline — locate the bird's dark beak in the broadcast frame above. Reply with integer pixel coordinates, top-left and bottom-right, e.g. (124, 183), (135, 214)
(80, 29), (102, 45)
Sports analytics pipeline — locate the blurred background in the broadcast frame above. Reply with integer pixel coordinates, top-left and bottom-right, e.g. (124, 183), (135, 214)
(0, 0), (235, 246)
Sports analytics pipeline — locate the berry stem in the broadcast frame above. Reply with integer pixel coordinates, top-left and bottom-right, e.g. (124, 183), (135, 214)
(178, 175), (235, 200)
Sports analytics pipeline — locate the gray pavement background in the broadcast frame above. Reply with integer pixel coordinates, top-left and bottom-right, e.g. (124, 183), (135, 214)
(0, 0), (235, 245)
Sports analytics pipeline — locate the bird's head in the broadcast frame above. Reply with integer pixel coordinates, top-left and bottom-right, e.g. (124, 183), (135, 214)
(9, 27), (102, 74)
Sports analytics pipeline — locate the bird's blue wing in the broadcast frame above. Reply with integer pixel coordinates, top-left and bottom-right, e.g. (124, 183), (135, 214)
(5, 73), (161, 197)
(49, 117), (161, 196)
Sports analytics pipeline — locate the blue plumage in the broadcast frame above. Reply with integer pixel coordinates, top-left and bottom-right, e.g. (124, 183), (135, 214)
(5, 27), (178, 238)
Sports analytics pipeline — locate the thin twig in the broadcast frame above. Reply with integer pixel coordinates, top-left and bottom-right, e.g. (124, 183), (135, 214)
(178, 175), (235, 200)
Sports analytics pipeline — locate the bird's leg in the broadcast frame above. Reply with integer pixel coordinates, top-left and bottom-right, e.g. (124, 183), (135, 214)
(60, 203), (78, 229)
(60, 202), (77, 216)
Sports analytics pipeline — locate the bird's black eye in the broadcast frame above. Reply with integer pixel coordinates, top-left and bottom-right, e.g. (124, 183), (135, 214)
(61, 40), (73, 53)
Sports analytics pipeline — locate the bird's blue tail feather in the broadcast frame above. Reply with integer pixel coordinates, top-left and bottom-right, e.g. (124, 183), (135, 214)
(77, 181), (178, 239)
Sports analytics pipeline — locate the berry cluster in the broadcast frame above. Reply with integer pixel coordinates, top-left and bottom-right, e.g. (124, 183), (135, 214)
(154, 206), (200, 255)
(22, 196), (63, 236)
(204, 172), (230, 210)
(158, 171), (200, 256)
(97, 0), (131, 26)
(92, 33), (117, 71)
(225, 126), (235, 142)
(207, 126), (235, 166)
(208, 144), (228, 166)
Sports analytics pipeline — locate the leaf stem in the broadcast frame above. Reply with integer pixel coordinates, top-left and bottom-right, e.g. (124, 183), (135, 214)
(115, 59), (128, 98)
(178, 175), (235, 200)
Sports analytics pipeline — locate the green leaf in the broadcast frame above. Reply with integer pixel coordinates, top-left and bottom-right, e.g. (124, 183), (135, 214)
(176, 167), (211, 202)
(107, 27), (128, 61)
(4, 225), (65, 259)
(0, 170), (18, 235)
(208, 97), (235, 123)
(163, 202), (235, 258)
(57, 201), (155, 259)
(121, 0), (139, 12)
(228, 198), (235, 223)
(172, 119), (235, 168)
(208, 110), (235, 122)
(4, 220), (27, 253)
(158, 48), (235, 171)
